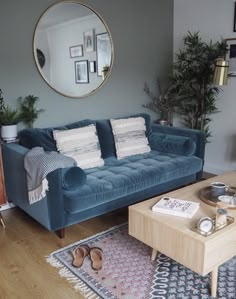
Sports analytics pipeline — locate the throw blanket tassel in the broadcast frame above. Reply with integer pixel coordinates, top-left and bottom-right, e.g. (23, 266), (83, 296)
(28, 178), (48, 204)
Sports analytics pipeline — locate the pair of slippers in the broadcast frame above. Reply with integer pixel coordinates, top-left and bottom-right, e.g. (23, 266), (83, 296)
(72, 245), (103, 271)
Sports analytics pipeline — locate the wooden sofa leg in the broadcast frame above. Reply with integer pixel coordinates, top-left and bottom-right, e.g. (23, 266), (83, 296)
(55, 228), (65, 239)
(0, 212), (6, 228)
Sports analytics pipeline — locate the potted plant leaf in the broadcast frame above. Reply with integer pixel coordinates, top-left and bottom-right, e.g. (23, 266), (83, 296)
(18, 95), (45, 128)
(0, 90), (20, 141)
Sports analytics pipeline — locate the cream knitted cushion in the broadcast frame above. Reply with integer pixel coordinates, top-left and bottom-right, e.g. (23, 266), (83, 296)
(53, 124), (104, 169)
(110, 116), (151, 159)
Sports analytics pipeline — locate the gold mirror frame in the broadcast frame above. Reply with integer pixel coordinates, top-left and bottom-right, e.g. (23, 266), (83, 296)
(33, 1), (114, 98)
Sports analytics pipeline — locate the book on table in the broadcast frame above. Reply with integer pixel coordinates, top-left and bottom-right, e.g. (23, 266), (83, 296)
(152, 197), (200, 218)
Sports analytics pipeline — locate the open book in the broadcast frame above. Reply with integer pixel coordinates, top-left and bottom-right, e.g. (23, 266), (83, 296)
(152, 197), (200, 218)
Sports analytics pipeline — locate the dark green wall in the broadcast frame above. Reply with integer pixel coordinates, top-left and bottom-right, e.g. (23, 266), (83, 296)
(0, 0), (173, 127)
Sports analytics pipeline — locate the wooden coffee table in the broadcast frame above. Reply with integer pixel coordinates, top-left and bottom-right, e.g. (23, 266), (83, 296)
(129, 172), (236, 298)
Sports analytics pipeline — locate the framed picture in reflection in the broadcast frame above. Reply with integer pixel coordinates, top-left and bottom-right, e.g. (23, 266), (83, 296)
(75, 60), (89, 84)
(84, 29), (95, 52)
(225, 38), (236, 77)
(96, 32), (112, 77)
(69, 45), (83, 58)
(89, 61), (96, 73)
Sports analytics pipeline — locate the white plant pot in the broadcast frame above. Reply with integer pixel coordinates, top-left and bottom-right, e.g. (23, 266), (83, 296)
(1, 125), (17, 141)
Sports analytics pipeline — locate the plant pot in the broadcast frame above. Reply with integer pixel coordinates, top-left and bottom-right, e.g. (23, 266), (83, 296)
(156, 119), (172, 126)
(1, 125), (17, 141)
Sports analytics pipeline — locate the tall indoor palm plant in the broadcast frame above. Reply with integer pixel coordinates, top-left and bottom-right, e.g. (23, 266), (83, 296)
(171, 32), (227, 141)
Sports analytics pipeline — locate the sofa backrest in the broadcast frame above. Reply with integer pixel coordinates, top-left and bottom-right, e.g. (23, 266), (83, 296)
(18, 113), (152, 158)
(96, 113), (151, 158)
(18, 119), (94, 152)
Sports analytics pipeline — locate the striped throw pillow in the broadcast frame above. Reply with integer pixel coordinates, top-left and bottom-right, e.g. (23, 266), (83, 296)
(53, 124), (104, 169)
(110, 117), (151, 159)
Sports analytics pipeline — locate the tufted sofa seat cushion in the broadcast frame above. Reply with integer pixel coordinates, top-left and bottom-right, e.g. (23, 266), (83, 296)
(63, 150), (202, 214)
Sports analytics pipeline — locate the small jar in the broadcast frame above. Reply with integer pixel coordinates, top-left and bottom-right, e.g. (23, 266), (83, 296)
(216, 208), (228, 226)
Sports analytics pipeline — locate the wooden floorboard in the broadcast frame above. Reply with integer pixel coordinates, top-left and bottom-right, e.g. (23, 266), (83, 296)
(0, 207), (128, 299)
(0, 172), (215, 298)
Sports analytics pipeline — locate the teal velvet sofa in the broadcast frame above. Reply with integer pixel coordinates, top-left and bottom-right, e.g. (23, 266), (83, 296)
(2, 114), (205, 238)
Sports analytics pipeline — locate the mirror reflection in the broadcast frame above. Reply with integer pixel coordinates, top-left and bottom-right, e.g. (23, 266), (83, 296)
(33, 1), (113, 98)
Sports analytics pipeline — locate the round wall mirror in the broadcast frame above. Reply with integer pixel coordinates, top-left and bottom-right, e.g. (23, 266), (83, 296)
(33, 1), (114, 98)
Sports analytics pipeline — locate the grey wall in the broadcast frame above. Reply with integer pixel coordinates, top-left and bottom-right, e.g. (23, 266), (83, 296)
(174, 0), (236, 174)
(0, 0), (173, 127)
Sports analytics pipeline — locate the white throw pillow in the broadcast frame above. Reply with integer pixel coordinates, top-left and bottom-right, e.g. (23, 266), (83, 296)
(110, 117), (151, 159)
(53, 124), (104, 169)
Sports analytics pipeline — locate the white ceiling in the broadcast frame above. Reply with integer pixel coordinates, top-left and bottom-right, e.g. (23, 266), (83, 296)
(40, 2), (94, 29)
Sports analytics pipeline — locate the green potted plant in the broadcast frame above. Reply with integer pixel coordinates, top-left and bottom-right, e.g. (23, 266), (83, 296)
(143, 79), (180, 125)
(18, 95), (45, 128)
(0, 90), (20, 141)
(171, 31), (227, 141)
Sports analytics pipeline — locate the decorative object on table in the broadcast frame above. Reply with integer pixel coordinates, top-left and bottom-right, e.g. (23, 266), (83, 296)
(152, 197), (199, 218)
(75, 60), (89, 84)
(196, 216), (214, 235)
(199, 185), (236, 208)
(143, 79), (180, 126)
(89, 61), (96, 73)
(47, 223), (236, 299)
(0, 89), (20, 141)
(83, 29), (95, 52)
(215, 207), (228, 226)
(210, 181), (228, 197)
(69, 44), (83, 58)
(18, 94), (45, 128)
(218, 195), (236, 205)
(171, 32), (227, 141)
(96, 32), (112, 77)
(225, 38), (236, 77)
(194, 215), (234, 237)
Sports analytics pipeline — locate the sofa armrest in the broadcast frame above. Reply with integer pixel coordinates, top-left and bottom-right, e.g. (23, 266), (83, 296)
(2, 143), (29, 204)
(1, 143), (86, 231)
(45, 166), (86, 230)
(149, 133), (196, 156)
(151, 124), (205, 179)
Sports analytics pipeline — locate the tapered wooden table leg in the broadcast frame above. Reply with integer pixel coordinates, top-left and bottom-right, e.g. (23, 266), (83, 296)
(0, 212), (6, 228)
(211, 267), (218, 298)
(151, 248), (158, 261)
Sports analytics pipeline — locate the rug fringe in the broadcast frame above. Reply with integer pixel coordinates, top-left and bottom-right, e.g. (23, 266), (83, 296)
(46, 223), (127, 299)
(46, 255), (101, 299)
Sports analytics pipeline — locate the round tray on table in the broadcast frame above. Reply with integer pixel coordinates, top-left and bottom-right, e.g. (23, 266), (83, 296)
(199, 186), (236, 209)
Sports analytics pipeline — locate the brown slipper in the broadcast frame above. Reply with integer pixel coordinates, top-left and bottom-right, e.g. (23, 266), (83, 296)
(90, 247), (103, 271)
(71, 244), (90, 268)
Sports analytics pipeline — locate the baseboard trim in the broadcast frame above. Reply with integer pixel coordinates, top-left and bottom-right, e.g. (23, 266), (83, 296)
(0, 202), (15, 211)
(203, 164), (228, 175)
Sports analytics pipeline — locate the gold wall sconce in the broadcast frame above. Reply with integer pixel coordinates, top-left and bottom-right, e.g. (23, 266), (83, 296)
(213, 58), (229, 86)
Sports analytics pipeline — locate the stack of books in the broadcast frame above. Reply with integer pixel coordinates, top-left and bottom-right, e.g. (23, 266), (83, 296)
(152, 197), (200, 218)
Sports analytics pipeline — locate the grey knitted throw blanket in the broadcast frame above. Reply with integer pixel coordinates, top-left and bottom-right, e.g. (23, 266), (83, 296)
(24, 147), (76, 204)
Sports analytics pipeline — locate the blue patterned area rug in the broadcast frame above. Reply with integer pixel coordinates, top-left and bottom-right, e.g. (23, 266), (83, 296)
(47, 224), (236, 299)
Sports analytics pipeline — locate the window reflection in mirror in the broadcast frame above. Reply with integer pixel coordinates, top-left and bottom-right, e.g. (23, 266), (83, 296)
(33, 1), (113, 98)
